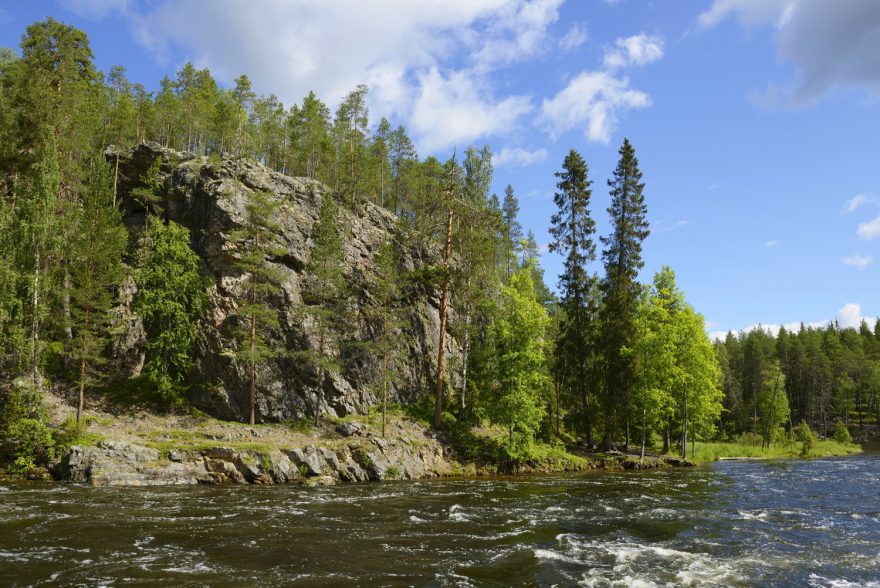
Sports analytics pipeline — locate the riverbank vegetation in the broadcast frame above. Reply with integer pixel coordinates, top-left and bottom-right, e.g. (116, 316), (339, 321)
(0, 18), (869, 477)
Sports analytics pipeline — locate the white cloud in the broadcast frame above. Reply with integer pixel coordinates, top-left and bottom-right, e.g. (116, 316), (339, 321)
(471, 0), (563, 71)
(603, 33), (664, 71)
(494, 146), (549, 167)
(410, 68), (533, 154)
(541, 70), (651, 143)
(541, 31), (661, 144)
(765, 240), (779, 247)
(857, 214), (880, 240)
(559, 22), (588, 51)
(698, 0), (880, 103)
(842, 192), (878, 214)
(842, 255), (872, 270)
(111, 0), (562, 155)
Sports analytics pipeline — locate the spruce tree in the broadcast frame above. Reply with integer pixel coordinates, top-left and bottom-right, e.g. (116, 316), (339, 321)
(548, 149), (598, 447)
(502, 184), (522, 281)
(599, 138), (650, 451)
(67, 160), (126, 424)
(135, 219), (207, 404)
(230, 189), (284, 425)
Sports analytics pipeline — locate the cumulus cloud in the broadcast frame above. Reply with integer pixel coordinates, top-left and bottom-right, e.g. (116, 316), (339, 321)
(541, 70), (651, 143)
(842, 192), (878, 214)
(409, 68), (533, 154)
(494, 146), (549, 167)
(559, 22), (588, 51)
(541, 31), (661, 144)
(603, 33), (664, 70)
(698, 0), (880, 103)
(842, 255), (872, 270)
(86, 0), (564, 156)
(857, 215), (880, 240)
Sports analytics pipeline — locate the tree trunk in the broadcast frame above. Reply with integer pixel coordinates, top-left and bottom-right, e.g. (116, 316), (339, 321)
(77, 355), (86, 426)
(382, 303), (388, 438)
(433, 208), (453, 430)
(681, 386), (688, 460)
(316, 331), (326, 428)
(460, 307), (471, 410)
(663, 420), (670, 454)
(640, 408), (646, 461)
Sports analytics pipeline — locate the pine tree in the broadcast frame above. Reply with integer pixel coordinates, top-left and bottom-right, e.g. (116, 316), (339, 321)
(548, 149), (598, 446)
(599, 138), (650, 451)
(301, 193), (346, 426)
(67, 160), (126, 424)
(230, 189), (284, 425)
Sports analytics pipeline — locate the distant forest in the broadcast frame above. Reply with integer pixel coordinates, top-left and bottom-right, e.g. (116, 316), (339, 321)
(0, 19), (875, 468)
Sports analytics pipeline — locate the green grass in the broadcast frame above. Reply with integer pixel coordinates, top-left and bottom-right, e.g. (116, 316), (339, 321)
(685, 439), (862, 463)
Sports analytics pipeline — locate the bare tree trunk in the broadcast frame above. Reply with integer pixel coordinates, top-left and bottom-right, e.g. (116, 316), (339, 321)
(316, 331), (325, 428)
(663, 420), (670, 454)
(249, 314), (256, 426)
(382, 303), (388, 438)
(433, 209), (453, 430)
(640, 408), (646, 461)
(113, 152), (120, 208)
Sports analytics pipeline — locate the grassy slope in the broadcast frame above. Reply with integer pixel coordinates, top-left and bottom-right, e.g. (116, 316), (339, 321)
(685, 440), (862, 463)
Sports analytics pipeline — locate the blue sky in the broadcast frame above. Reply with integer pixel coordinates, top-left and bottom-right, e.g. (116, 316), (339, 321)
(2, 0), (878, 337)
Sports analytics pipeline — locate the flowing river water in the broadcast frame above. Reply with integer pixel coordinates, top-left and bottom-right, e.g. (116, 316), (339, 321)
(1, 453), (878, 587)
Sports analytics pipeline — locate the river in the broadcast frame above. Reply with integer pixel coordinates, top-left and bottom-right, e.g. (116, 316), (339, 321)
(1, 454), (878, 587)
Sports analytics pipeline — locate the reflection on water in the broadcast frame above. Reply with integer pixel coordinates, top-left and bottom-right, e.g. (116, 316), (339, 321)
(1, 454), (879, 586)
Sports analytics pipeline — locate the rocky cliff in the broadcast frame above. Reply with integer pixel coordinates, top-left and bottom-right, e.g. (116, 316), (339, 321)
(109, 142), (459, 423)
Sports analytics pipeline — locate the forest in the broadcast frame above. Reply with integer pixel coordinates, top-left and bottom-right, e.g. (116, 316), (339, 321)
(0, 18), (872, 473)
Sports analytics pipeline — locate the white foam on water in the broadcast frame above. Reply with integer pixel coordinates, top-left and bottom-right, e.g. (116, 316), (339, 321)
(808, 574), (880, 588)
(737, 509), (769, 521)
(409, 515), (427, 523)
(448, 504), (471, 522)
(535, 534), (744, 587)
(161, 562), (213, 574)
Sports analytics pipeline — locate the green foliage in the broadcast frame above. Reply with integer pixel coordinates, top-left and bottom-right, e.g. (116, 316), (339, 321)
(135, 218), (207, 404)
(793, 421), (816, 457)
(0, 379), (55, 473)
(832, 420), (852, 444)
(229, 188), (285, 424)
(384, 465), (400, 479)
(67, 159), (127, 422)
(489, 265), (550, 449)
(757, 361), (789, 448)
(53, 414), (104, 452)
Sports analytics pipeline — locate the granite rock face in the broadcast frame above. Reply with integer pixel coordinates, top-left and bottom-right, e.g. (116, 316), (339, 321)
(51, 434), (450, 487)
(109, 142), (459, 423)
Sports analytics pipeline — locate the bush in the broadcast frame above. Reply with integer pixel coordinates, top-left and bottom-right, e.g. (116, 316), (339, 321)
(0, 379), (55, 473)
(793, 421), (816, 457)
(832, 420), (852, 445)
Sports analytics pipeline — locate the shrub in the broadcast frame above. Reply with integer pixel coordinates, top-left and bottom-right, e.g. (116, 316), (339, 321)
(832, 420), (852, 445)
(384, 465), (399, 479)
(0, 379), (55, 473)
(793, 421), (816, 457)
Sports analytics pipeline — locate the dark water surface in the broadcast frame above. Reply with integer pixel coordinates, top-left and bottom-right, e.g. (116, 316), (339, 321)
(1, 454), (878, 587)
